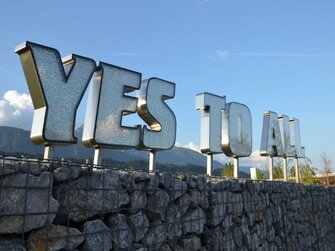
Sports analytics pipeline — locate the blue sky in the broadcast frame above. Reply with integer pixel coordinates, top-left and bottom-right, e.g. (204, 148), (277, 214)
(0, 0), (334, 171)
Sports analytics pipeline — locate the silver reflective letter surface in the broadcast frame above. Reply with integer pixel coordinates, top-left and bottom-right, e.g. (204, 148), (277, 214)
(278, 115), (295, 157)
(195, 93), (225, 154)
(289, 118), (306, 158)
(260, 111), (284, 156)
(15, 41), (96, 145)
(222, 102), (252, 157)
(137, 78), (176, 150)
(82, 62), (141, 148)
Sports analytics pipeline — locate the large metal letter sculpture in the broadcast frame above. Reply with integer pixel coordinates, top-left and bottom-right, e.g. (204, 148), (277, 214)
(222, 102), (252, 178)
(15, 41), (96, 159)
(260, 111), (284, 180)
(137, 78), (176, 171)
(82, 63), (142, 165)
(195, 93), (225, 176)
(195, 93), (253, 177)
(278, 115), (295, 181)
(261, 112), (305, 182)
(290, 118), (306, 182)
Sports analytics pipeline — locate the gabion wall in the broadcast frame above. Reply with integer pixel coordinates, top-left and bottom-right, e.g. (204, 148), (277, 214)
(1, 158), (335, 251)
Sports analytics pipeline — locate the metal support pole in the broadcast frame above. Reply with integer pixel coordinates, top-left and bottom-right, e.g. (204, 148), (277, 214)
(149, 150), (156, 172)
(93, 148), (102, 166)
(207, 154), (213, 176)
(294, 157), (300, 183)
(44, 145), (54, 160)
(283, 157), (288, 182)
(269, 156), (273, 181)
(233, 157), (239, 178)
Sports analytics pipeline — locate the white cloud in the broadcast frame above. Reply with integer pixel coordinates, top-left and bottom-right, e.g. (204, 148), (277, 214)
(175, 141), (200, 152)
(214, 153), (230, 164)
(0, 90), (33, 130)
(240, 150), (268, 169)
(208, 50), (229, 60)
(175, 141), (268, 169)
(4, 91), (32, 110)
(209, 49), (325, 61)
(231, 52), (325, 57)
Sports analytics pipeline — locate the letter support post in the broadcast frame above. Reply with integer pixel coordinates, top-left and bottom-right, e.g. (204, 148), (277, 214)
(234, 157), (239, 178)
(44, 145), (54, 160)
(207, 154), (213, 176)
(294, 157), (300, 183)
(283, 157), (288, 182)
(269, 156), (273, 181)
(94, 148), (102, 166)
(149, 150), (156, 172)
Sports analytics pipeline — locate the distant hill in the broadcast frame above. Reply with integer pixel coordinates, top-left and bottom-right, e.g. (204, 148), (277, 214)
(0, 126), (223, 169)
(0, 126), (42, 154)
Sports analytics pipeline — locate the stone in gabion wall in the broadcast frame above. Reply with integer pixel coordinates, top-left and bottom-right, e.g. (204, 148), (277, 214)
(0, 172), (59, 234)
(1, 160), (335, 251)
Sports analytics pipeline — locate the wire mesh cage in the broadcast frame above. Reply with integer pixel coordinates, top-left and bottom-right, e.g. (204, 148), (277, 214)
(1, 155), (335, 250)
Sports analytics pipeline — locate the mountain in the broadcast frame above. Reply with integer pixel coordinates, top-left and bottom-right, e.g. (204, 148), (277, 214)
(0, 126), (42, 154)
(0, 126), (222, 168)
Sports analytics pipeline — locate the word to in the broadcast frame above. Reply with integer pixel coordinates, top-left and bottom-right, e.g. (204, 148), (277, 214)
(195, 93), (305, 158)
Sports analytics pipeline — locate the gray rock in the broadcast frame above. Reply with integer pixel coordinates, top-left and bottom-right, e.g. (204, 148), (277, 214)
(208, 191), (227, 227)
(241, 218), (252, 247)
(145, 189), (170, 221)
(0, 236), (26, 251)
(0, 172), (59, 234)
(231, 194), (243, 219)
(266, 226), (276, 243)
(128, 211), (149, 242)
(133, 172), (151, 183)
(173, 243), (184, 251)
(250, 232), (261, 250)
(159, 244), (172, 251)
(145, 173), (160, 195)
(222, 214), (233, 233)
(176, 193), (191, 215)
(108, 214), (133, 250)
(52, 165), (82, 182)
(169, 178), (188, 200)
(28, 225), (84, 251)
(54, 169), (129, 222)
(196, 175), (208, 190)
(141, 220), (167, 250)
(180, 236), (201, 250)
(242, 191), (255, 213)
(129, 183), (147, 213)
(120, 171), (136, 193)
(0, 160), (19, 176)
(166, 204), (182, 240)
(83, 220), (112, 251)
(188, 177), (198, 189)
(222, 231), (236, 251)
(213, 180), (230, 191)
(230, 180), (242, 192)
(134, 243), (148, 251)
(189, 190), (209, 210)
(19, 161), (44, 176)
(159, 174), (174, 189)
(209, 228), (224, 251)
(181, 207), (206, 234)
(232, 227), (243, 249)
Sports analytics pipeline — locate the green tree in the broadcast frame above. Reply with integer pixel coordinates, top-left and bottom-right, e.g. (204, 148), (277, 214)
(289, 160), (321, 185)
(222, 162), (234, 177)
(256, 169), (264, 179)
(273, 161), (284, 179)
